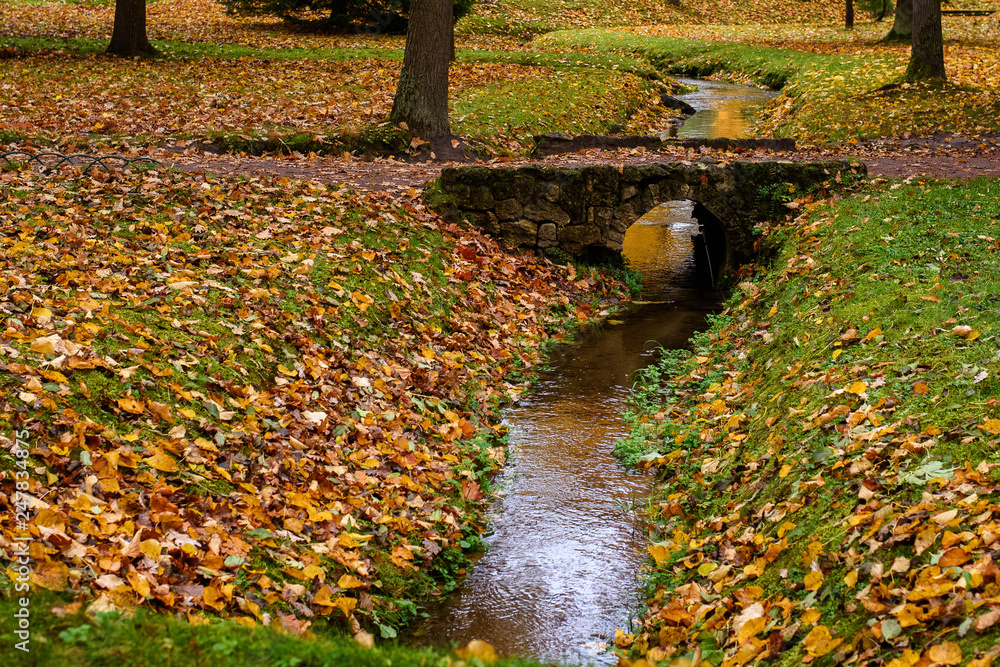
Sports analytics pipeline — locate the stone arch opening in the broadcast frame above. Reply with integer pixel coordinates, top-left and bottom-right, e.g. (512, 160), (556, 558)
(437, 159), (860, 280)
(621, 200), (727, 290)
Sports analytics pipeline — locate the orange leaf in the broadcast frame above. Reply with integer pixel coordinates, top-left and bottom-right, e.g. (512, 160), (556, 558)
(117, 397), (145, 414)
(144, 449), (179, 473)
(337, 574), (364, 589)
(913, 382), (930, 395)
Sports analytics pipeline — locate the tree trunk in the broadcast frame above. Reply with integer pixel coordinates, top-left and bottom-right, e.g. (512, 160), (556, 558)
(107, 0), (157, 57)
(846, 0), (855, 29)
(906, 0), (946, 80)
(884, 0), (913, 41)
(389, 0), (452, 139)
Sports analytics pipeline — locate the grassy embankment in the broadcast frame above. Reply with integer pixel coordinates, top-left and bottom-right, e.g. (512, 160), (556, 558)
(617, 178), (1000, 666)
(0, 163), (631, 664)
(539, 27), (1000, 144)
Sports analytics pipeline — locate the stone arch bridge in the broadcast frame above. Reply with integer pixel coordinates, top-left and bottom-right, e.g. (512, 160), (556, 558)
(436, 159), (862, 278)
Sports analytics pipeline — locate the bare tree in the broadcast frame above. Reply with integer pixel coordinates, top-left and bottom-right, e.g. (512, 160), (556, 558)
(846, 0), (855, 29)
(107, 0), (157, 57)
(906, 0), (945, 80)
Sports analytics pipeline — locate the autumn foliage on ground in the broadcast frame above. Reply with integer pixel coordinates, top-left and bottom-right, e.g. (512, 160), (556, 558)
(0, 163), (628, 637)
(619, 178), (1000, 666)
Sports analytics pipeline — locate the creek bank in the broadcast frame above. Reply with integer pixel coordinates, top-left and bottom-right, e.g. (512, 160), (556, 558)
(0, 164), (633, 649)
(618, 178), (1000, 665)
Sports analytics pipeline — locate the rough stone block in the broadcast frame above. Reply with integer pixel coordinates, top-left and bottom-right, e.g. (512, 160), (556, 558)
(491, 175), (535, 201)
(464, 186), (495, 211)
(467, 210), (500, 236)
(612, 202), (637, 233)
(539, 182), (560, 202)
(523, 200), (571, 226)
(500, 219), (539, 248)
(592, 207), (613, 232)
(621, 184), (639, 201)
(559, 225), (602, 248)
(495, 198), (523, 221)
(537, 223), (557, 248)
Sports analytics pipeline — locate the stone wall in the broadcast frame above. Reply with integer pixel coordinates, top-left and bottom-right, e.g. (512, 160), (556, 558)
(436, 159), (863, 275)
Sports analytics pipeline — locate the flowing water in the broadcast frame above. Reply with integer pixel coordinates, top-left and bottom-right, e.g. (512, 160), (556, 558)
(407, 79), (775, 665)
(672, 77), (778, 140)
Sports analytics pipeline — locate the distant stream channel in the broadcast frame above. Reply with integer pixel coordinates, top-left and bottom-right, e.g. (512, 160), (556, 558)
(406, 79), (777, 665)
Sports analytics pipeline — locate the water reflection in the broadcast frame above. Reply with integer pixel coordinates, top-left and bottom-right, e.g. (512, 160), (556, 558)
(673, 77), (778, 140)
(408, 203), (721, 665)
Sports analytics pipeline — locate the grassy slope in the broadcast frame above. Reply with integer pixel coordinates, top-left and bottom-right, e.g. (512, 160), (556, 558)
(0, 163), (630, 664)
(619, 177), (1000, 666)
(538, 29), (1000, 145)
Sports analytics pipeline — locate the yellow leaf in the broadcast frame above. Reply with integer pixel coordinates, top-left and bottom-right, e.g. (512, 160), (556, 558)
(338, 533), (371, 548)
(31, 561), (69, 591)
(982, 419), (1000, 435)
(927, 642), (962, 665)
(127, 570), (151, 598)
(803, 625), (842, 657)
(456, 640), (498, 664)
(804, 570), (824, 591)
(332, 596), (357, 618)
(144, 449), (179, 473)
(802, 608), (822, 625)
(847, 381), (867, 395)
(30, 334), (60, 355)
(737, 616), (767, 643)
(337, 573), (364, 589)
(117, 397), (145, 415)
(777, 521), (797, 538)
(178, 408), (198, 419)
(843, 569), (858, 588)
(779, 464), (792, 478)
(649, 543), (671, 565)
(139, 539), (161, 559)
(31, 307), (53, 324)
(312, 585), (335, 607)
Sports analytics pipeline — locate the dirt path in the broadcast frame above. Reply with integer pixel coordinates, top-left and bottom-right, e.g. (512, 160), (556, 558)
(154, 132), (1000, 191)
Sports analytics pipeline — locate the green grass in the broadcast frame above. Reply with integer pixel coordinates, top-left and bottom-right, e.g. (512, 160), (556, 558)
(452, 67), (656, 154)
(0, 592), (549, 667)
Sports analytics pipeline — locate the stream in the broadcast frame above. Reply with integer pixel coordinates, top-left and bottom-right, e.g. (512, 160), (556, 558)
(407, 79), (777, 665)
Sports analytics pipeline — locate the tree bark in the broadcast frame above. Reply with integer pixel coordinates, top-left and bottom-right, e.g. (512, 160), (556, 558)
(906, 0), (946, 80)
(884, 0), (913, 41)
(107, 0), (157, 57)
(846, 0), (855, 29)
(389, 0), (452, 139)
